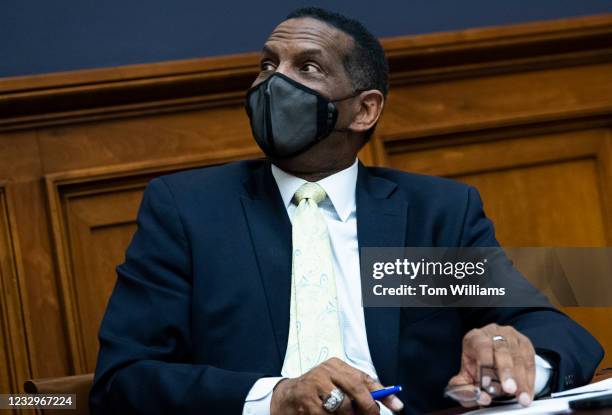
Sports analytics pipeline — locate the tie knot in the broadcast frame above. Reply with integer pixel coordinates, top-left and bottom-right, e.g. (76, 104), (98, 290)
(294, 182), (327, 205)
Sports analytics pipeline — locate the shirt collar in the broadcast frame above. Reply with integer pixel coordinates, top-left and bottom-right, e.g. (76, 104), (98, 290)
(270, 158), (358, 222)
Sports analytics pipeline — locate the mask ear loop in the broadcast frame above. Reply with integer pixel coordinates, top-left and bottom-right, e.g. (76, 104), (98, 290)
(330, 88), (367, 103)
(330, 89), (367, 133)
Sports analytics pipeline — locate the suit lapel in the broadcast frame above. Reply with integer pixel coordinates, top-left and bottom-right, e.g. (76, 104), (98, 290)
(241, 161), (292, 368)
(356, 163), (408, 386)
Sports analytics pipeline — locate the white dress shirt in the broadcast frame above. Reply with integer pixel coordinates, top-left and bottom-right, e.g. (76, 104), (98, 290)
(242, 159), (551, 415)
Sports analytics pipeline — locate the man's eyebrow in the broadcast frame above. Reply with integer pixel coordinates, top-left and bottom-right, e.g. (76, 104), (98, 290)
(295, 48), (324, 58)
(261, 45), (277, 57)
(261, 45), (327, 61)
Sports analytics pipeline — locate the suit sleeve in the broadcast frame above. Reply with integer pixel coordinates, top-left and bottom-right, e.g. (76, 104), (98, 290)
(458, 186), (604, 392)
(90, 178), (266, 414)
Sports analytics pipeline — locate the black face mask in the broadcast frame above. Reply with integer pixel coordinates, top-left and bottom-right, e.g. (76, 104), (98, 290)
(245, 72), (360, 159)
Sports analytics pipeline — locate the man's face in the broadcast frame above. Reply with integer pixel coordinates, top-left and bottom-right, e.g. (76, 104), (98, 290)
(250, 17), (382, 177)
(252, 17), (355, 109)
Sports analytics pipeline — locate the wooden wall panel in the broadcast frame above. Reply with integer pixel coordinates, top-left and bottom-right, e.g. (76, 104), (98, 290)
(53, 185), (141, 373)
(0, 14), (611, 389)
(385, 129), (612, 245)
(0, 130), (72, 380)
(45, 150), (260, 373)
(36, 107), (261, 174)
(380, 63), (612, 141)
(0, 185), (32, 397)
(461, 159), (606, 245)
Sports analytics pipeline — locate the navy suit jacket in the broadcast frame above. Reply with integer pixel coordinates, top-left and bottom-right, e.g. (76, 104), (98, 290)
(90, 159), (603, 414)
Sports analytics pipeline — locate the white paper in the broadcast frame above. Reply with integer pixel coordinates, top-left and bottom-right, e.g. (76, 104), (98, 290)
(463, 389), (612, 414)
(551, 377), (612, 398)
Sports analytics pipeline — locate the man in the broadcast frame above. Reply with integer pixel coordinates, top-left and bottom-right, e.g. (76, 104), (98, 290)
(90, 7), (603, 415)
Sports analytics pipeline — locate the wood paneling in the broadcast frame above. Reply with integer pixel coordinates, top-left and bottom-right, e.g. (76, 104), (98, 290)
(386, 129), (612, 245)
(0, 185), (32, 398)
(0, 14), (611, 389)
(45, 149), (261, 373)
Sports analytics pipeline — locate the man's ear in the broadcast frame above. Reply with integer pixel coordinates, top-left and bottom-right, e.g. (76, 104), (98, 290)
(348, 90), (384, 133)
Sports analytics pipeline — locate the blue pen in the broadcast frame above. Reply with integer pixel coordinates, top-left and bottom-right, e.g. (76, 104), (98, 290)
(371, 385), (402, 400)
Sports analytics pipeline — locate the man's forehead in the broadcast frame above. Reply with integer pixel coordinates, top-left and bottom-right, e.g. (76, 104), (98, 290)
(264, 17), (352, 57)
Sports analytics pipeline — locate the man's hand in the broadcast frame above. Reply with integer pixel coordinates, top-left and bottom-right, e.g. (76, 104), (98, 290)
(448, 324), (536, 408)
(271, 357), (404, 415)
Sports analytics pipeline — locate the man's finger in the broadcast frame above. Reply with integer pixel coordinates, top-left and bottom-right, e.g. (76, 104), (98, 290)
(446, 372), (480, 408)
(379, 394), (404, 413)
(463, 329), (494, 382)
(519, 334), (536, 397)
(318, 380), (352, 415)
(350, 372), (403, 413)
(476, 391), (492, 407)
(516, 336), (536, 406)
(512, 354), (531, 405)
(492, 338), (517, 394)
(358, 374), (404, 413)
(448, 368), (477, 386)
(334, 392), (356, 415)
(524, 356), (536, 403)
(328, 360), (404, 413)
(328, 367), (380, 415)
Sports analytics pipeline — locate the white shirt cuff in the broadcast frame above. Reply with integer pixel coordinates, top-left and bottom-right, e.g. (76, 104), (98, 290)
(242, 377), (285, 415)
(534, 354), (553, 396)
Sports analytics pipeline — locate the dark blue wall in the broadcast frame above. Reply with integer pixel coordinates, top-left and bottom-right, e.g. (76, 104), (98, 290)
(2, 0), (612, 77)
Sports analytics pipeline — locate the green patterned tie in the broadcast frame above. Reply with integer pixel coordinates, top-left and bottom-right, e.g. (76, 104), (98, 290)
(281, 182), (344, 378)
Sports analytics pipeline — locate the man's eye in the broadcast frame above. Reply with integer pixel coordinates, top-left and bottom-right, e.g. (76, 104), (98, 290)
(260, 61), (276, 71)
(301, 63), (321, 73)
